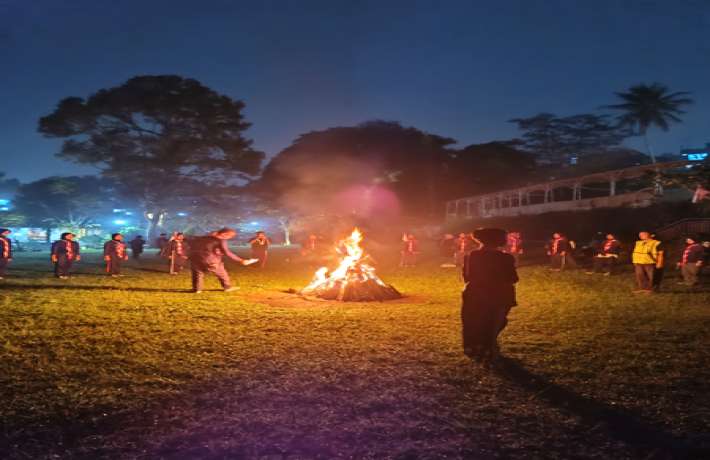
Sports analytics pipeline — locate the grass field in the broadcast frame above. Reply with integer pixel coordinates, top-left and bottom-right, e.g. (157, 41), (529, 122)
(1, 248), (709, 459)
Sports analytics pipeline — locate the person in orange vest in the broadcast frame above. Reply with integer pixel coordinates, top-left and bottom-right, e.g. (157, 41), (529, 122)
(0, 228), (13, 279)
(546, 232), (571, 271)
(51, 232), (81, 279)
(505, 231), (524, 266)
(104, 233), (128, 277)
(587, 233), (621, 276)
(400, 233), (419, 267)
(677, 235), (704, 286)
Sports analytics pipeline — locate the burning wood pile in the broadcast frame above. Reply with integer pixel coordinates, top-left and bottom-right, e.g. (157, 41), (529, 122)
(300, 228), (402, 301)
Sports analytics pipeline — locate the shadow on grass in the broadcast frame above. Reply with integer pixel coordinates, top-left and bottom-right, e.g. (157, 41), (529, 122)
(494, 356), (709, 459)
(0, 283), (191, 293)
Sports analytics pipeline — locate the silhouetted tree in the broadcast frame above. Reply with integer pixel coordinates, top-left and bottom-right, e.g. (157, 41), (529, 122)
(39, 75), (264, 237)
(510, 113), (629, 165)
(255, 121), (456, 218)
(605, 83), (692, 163)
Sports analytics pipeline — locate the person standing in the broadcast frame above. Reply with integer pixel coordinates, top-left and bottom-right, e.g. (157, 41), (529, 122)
(587, 233), (621, 276)
(164, 232), (188, 275)
(454, 232), (474, 267)
(51, 232), (80, 279)
(461, 228), (519, 365)
(505, 231), (524, 266)
(400, 233), (419, 267)
(651, 235), (666, 292)
(631, 231), (661, 293)
(546, 232), (570, 271)
(104, 233), (128, 277)
(0, 228), (13, 279)
(188, 227), (253, 293)
(129, 235), (146, 259)
(249, 231), (271, 268)
(677, 236), (704, 286)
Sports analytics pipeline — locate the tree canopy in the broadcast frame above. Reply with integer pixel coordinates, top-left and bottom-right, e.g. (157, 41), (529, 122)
(38, 75), (264, 236)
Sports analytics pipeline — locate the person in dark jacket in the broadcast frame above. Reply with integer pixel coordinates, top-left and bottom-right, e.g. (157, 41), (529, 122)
(587, 233), (621, 275)
(546, 232), (570, 271)
(51, 232), (81, 278)
(454, 232), (475, 267)
(0, 228), (13, 279)
(163, 232), (188, 275)
(505, 231), (524, 266)
(129, 235), (146, 259)
(677, 236), (704, 286)
(104, 233), (128, 276)
(462, 228), (519, 365)
(188, 228), (254, 293)
(154, 233), (169, 256)
(248, 231), (271, 268)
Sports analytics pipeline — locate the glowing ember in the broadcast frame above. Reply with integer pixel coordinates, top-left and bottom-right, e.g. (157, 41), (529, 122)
(301, 228), (402, 301)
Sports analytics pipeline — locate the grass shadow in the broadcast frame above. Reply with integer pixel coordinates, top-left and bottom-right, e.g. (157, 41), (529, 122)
(0, 283), (191, 293)
(493, 356), (709, 459)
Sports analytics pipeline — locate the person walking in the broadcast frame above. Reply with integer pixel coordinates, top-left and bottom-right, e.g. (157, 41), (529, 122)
(129, 235), (146, 259)
(677, 236), (704, 286)
(505, 231), (524, 266)
(400, 233), (419, 267)
(0, 228), (13, 279)
(188, 228), (255, 293)
(461, 228), (519, 366)
(51, 232), (80, 279)
(631, 231), (661, 293)
(163, 232), (188, 275)
(104, 233), (128, 277)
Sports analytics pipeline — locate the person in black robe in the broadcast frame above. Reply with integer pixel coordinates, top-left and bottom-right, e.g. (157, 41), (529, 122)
(51, 232), (81, 278)
(546, 232), (571, 271)
(0, 228), (13, 279)
(188, 228), (253, 293)
(104, 233), (128, 276)
(462, 228), (519, 365)
(129, 235), (146, 259)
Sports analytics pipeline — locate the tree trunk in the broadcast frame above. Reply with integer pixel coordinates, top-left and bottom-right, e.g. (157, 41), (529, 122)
(144, 210), (166, 242)
(642, 128), (663, 195)
(642, 128), (656, 164)
(279, 218), (291, 245)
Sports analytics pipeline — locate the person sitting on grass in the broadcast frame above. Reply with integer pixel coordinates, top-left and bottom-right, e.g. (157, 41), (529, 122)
(188, 227), (256, 293)
(461, 228), (519, 366)
(677, 236), (704, 287)
(51, 232), (80, 279)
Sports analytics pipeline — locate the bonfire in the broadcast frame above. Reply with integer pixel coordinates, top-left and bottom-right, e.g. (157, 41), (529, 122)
(300, 228), (402, 301)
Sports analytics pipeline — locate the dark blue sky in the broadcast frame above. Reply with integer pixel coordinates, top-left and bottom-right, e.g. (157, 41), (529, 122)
(1, 0), (709, 181)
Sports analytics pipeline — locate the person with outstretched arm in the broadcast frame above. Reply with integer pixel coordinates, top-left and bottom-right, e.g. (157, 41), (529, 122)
(188, 228), (257, 293)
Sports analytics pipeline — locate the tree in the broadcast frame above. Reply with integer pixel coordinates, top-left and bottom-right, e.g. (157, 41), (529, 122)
(39, 75), (264, 238)
(12, 176), (118, 236)
(509, 113), (629, 165)
(605, 83), (693, 164)
(254, 121), (456, 218)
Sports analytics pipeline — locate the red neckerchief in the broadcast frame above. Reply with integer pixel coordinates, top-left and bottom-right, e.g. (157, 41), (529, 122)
(114, 240), (125, 258)
(552, 237), (561, 254)
(65, 240), (74, 259)
(603, 239), (616, 252)
(0, 236), (8, 258)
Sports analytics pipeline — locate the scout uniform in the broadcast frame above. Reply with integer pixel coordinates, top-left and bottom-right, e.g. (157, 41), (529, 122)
(0, 229), (12, 279)
(51, 233), (80, 278)
(104, 235), (128, 276)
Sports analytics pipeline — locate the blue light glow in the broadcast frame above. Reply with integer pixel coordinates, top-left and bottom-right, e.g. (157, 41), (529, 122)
(687, 153), (708, 161)
(250, 221), (259, 226)
(0, 207), (9, 211)
(177, 212), (188, 217)
(113, 219), (127, 225)
(0, 199), (9, 205)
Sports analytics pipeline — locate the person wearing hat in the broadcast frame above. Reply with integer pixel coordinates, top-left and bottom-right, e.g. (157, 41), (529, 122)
(677, 236), (704, 286)
(461, 228), (519, 365)
(0, 228), (12, 279)
(104, 233), (128, 276)
(188, 227), (256, 293)
(51, 232), (81, 279)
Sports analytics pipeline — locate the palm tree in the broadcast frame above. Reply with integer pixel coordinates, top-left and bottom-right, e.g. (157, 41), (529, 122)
(605, 83), (693, 164)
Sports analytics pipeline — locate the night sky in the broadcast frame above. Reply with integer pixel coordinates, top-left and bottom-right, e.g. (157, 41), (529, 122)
(1, 0), (709, 182)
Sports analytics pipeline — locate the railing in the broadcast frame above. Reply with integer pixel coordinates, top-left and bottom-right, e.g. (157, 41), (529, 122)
(655, 218), (710, 241)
